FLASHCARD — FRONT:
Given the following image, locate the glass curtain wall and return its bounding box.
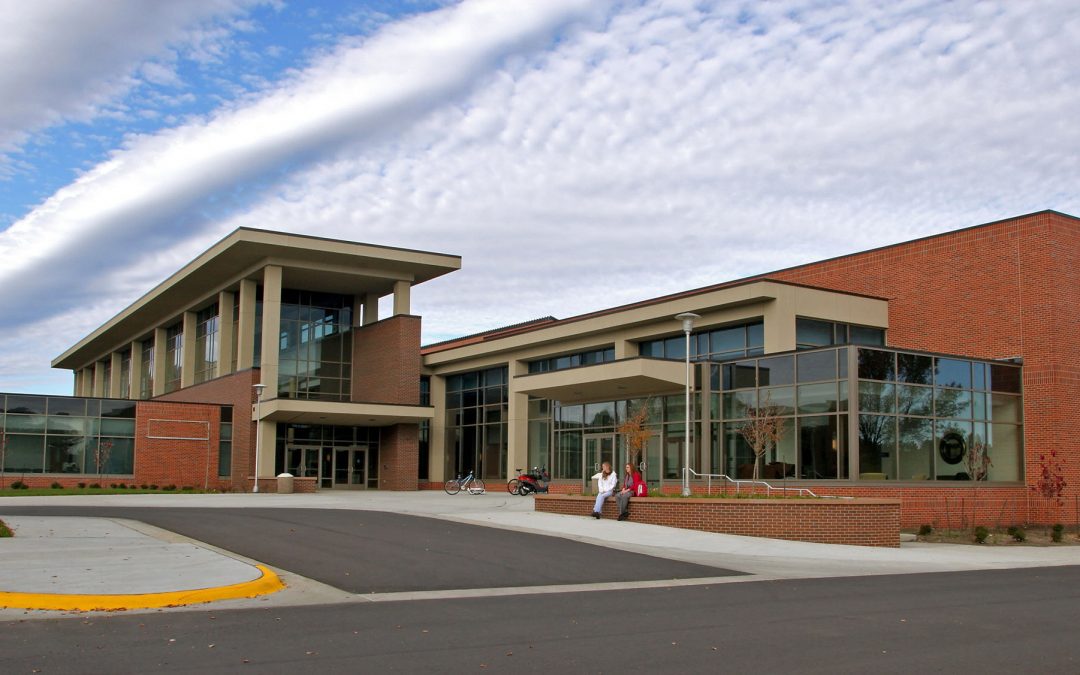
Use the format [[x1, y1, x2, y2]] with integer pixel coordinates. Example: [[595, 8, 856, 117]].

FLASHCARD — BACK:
[[444, 367, 508, 480], [277, 290, 353, 401], [1, 395, 136, 475], [119, 350, 131, 399], [139, 339, 154, 399], [194, 304, 220, 384], [164, 323, 183, 393], [639, 320, 764, 361]]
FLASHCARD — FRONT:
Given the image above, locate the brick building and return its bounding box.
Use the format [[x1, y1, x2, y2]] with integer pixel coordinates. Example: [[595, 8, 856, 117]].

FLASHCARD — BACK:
[[3, 210, 1075, 525]]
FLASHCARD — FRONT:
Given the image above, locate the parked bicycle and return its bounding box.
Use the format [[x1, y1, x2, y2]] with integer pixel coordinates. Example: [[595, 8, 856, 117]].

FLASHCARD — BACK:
[[444, 470, 485, 495]]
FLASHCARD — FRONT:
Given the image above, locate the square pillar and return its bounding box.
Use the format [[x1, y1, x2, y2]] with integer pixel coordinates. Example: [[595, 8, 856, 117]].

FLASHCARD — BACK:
[[379, 424, 419, 490], [181, 310, 197, 389], [237, 279, 257, 370], [362, 293, 379, 326], [152, 327, 167, 397], [217, 291, 236, 377], [255, 419, 277, 481], [92, 362, 105, 397], [506, 360, 528, 481], [109, 352, 123, 398], [392, 280, 411, 316], [428, 375, 447, 482], [258, 266, 282, 399]]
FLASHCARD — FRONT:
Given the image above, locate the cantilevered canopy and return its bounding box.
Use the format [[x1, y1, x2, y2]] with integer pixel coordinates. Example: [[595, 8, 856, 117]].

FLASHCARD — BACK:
[[513, 358, 686, 405]]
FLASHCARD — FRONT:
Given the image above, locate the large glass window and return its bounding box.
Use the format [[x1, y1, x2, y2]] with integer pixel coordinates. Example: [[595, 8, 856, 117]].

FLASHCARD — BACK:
[[1, 395, 137, 474], [638, 319, 764, 362], [118, 349, 131, 399], [165, 323, 183, 393], [445, 367, 508, 480], [194, 304, 220, 384], [528, 347, 615, 373], [797, 318, 885, 350], [140, 339, 154, 399], [277, 290, 353, 401]]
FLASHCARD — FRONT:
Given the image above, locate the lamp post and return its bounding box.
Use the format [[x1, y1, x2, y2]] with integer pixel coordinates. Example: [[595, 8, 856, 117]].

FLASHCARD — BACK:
[[252, 383, 266, 493], [674, 312, 700, 497]]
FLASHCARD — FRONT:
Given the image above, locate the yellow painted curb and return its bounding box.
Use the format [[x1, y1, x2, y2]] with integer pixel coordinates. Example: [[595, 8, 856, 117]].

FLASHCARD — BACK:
[[0, 564, 285, 612]]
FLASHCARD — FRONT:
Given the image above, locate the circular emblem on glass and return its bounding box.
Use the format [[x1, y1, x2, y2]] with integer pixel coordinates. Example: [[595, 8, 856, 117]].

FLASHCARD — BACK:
[[939, 432, 966, 465]]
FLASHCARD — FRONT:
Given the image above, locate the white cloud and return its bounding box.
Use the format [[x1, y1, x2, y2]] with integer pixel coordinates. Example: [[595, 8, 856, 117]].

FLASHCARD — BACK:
[[1, 0, 1079, 392], [0, 0, 265, 156]]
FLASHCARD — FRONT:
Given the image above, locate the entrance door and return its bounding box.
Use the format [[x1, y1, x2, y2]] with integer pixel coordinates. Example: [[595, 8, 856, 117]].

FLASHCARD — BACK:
[[584, 434, 616, 489], [332, 448, 367, 489]]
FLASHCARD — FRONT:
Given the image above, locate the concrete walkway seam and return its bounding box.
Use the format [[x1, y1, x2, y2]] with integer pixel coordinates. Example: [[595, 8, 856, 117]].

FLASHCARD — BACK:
[[0, 564, 285, 612]]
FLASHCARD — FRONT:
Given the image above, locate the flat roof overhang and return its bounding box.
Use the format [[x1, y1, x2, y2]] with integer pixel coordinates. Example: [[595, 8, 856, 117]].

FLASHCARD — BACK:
[[54, 228, 460, 370], [257, 398, 434, 427], [513, 358, 686, 404]]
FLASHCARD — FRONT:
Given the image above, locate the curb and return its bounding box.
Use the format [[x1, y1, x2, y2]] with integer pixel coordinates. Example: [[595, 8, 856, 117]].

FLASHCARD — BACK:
[[0, 564, 285, 612]]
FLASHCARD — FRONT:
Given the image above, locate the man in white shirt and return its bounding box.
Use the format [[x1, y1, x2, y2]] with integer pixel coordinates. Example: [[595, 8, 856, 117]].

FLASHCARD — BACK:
[[591, 461, 618, 518]]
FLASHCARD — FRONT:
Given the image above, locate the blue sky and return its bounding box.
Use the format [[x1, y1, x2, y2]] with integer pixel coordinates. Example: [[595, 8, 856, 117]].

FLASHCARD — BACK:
[[1, 0, 1078, 394]]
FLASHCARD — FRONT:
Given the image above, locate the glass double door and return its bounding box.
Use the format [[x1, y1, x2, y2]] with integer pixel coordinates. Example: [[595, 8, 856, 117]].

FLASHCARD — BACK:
[[584, 434, 649, 489], [288, 445, 367, 489]]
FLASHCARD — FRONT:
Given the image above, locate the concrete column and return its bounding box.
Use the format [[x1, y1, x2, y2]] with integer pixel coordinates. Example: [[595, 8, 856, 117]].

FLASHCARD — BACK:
[[109, 352, 123, 398], [258, 266, 282, 399], [392, 280, 411, 316], [217, 291, 235, 377], [152, 327, 167, 397], [255, 419, 277, 482], [428, 375, 446, 482], [506, 360, 529, 481], [614, 338, 635, 359], [351, 294, 365, 328], [128, 340, 142, 400], [181, 311, 197, 388], [236, 279, 257, 370], [762, 289, 796, 354], [92, 362, 105, 397], [362, 293, 379, 326], [699, 361, 712, 474]]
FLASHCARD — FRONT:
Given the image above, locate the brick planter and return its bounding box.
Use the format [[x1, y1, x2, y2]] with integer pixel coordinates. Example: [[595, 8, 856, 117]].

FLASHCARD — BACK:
[[535, 494, 901, 547]]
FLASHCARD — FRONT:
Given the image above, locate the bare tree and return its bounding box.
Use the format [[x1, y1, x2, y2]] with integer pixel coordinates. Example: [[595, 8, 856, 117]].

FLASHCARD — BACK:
[[94, 440, 113, 483], [964, 436, 992, 527], [738, 393, 787, 480], [617, 400, 654, 468]]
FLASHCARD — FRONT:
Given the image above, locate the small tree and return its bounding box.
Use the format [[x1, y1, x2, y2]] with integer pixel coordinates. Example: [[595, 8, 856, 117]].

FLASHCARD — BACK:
[[94, 440, 114, 483], [617, 400, 654, 468], [1032, 448, 1067, 524], [738, 394, 787, 480]]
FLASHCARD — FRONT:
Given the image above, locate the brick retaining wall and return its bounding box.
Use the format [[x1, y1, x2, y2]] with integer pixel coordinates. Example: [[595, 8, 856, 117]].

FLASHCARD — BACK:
[[535, 494, 901, 547]]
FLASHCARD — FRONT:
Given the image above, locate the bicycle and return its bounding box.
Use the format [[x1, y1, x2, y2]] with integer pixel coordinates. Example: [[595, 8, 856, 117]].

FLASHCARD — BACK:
[[444, 470, 485, 495]]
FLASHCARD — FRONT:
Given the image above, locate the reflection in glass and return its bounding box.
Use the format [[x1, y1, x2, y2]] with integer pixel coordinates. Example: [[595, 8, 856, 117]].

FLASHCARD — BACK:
[[797, 382, 837, 415], [935, 388, 972, 419], [800, 415, 842, 479], [991, 393, 1022, 423], [936, 421, 973, 479], [935, 358, 971, 389], [897, 417, 933, 480], [5, 434, 44, 472], [989, 364, 1021, 393], [858, 414, 896, 479], [858, 349, 895, 381], [988, 423, 1022, 481], [858, 382, 895, 414], [797, 350, 836, 382], [895, 384, 932, 416], [758, 356, 794, 386], [897, 353, 933, 384], [760, 387, 794, 416], [723, 361, 756, 390]]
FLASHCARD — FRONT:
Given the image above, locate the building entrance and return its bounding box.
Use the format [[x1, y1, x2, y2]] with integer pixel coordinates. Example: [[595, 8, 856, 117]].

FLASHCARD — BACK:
[[286, 444, 368, 489], [583, 433, 650, 492]]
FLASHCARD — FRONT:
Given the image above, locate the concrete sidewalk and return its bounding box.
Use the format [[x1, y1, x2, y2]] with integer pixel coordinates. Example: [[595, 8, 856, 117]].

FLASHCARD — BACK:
[[0, 515, 283, 612], [2, 491, 1079, 612]]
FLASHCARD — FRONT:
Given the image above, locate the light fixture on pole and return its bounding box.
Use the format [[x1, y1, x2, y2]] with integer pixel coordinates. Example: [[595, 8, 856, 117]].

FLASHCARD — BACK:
[[674, 312, 700, 497], [252, 383, 266, 493]]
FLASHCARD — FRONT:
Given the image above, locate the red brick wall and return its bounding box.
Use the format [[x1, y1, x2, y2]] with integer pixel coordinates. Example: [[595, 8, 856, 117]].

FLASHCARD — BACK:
[[767, 211, 1080, 522], [535, 494, 901, 547], [352, 316, 421, 404], [379, 423, 419, 490], [154, 369, 259, 490], [134, 401, 221, 489]]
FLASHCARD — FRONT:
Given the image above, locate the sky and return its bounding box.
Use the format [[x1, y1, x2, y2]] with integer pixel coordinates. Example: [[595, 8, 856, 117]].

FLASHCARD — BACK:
[[0, 0, 1078, 395]]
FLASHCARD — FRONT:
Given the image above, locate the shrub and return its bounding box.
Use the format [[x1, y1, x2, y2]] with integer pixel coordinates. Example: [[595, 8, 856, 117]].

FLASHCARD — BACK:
[[149, 484, 159, 490], [1007, 526, 1026, 542], [974, 526, 990, 544], [117, 483, 127, 489], [89, 483, 101, 489], [163, 484, 177, 491], [140, 484, 149, 490], [10, 480, 27, 490], [918, 524, 933, 536], [181, 486, 194, 491], [109, 483, 117, 489], [78, 482, 87, 489], [51, 482, 63, 489], [1052, 523, 1064, 543]]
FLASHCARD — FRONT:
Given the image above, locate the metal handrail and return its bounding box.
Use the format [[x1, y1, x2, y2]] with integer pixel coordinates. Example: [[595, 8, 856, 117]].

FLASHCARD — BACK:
[[686, 469, 852, 499]]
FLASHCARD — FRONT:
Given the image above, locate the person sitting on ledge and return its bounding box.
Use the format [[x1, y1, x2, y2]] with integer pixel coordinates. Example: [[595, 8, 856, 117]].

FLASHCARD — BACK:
[[591, 461, 618, 519], [615, 462, 644, 521]]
